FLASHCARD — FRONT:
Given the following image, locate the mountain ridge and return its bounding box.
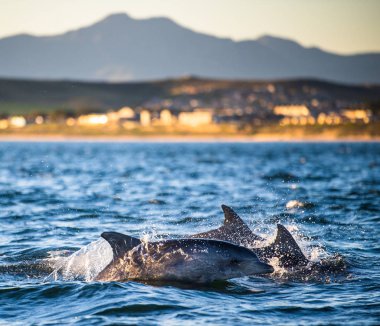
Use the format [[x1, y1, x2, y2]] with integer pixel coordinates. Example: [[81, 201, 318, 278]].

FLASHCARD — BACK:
[[0, 13, 379, 84]]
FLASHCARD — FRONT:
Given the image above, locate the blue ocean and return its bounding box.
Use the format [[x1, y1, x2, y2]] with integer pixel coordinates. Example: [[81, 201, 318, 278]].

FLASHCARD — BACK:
[[0, 142, 379, 325]]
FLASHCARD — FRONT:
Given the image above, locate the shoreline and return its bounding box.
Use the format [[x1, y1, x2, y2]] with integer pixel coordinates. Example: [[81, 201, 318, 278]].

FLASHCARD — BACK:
[[0, 134, 379, 142]]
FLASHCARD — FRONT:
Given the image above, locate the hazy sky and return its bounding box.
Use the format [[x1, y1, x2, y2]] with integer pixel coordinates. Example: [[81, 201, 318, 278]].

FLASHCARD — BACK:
[[1, 0, 379, 54]]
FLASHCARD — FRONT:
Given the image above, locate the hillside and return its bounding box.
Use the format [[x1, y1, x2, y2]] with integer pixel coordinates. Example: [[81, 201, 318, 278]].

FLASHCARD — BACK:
[[0, 77, 379, 115]]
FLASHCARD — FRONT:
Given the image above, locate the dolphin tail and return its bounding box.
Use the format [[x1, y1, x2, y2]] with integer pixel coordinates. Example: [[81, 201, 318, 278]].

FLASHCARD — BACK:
[[260, 224, 309, 267], [101, 232, 141, 260]]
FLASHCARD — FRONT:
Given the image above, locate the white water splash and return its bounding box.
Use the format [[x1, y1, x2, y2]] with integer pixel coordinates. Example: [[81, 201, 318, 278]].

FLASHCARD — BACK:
[[286, 200, 304, 209], [286, 225, 330, 263], [309, 245, 329, 262], [268, 256, 287, 277], [46, 238, 113, 282]]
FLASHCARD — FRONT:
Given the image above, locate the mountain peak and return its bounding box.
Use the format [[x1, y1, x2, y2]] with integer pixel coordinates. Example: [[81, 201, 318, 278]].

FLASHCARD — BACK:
[[84, 12, 182, 35], [257, 35, 302, 49], [101, 12, 132, 22], [92, 12, 133, 27]]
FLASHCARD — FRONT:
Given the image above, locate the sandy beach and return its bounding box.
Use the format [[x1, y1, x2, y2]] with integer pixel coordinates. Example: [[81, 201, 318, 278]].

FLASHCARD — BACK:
[[0, 133, 379, 142]]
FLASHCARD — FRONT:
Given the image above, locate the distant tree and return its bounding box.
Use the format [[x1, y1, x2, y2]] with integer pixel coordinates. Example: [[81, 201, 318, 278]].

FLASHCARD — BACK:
[[25, 111, 45, 121], [48, 109, 70, 123], [367, 101, 380, 118], [76, 107, 105, 115]]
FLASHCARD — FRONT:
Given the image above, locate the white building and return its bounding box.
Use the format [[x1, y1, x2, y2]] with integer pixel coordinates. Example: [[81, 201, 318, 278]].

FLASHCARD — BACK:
[[178, 109, 213, 127]]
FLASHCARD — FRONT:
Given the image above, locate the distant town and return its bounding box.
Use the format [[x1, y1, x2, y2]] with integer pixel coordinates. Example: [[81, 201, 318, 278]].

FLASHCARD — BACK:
[[0, 77, 379, 138], [0, 104, 374, 131]]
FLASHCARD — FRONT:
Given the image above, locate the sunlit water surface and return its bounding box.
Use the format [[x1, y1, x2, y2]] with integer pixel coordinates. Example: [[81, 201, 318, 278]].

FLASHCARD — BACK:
[[0, 142, 379, 325]]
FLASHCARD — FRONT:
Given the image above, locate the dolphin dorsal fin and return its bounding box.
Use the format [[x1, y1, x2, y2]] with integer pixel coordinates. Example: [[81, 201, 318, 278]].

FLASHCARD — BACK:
[[221, 205, 248, 228], [101, 232, 141, 259], [272, 224, 308, 266], [190, 205, 263, 244]]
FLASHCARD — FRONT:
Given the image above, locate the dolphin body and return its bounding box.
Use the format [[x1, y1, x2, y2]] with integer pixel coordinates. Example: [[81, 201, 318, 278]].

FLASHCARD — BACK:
[[96, 233, 274, 283], [190, 205, 309, 268]]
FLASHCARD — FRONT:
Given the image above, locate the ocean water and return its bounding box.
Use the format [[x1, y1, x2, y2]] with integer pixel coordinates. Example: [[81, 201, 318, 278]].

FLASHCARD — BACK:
[[0, 141, 379, 325]]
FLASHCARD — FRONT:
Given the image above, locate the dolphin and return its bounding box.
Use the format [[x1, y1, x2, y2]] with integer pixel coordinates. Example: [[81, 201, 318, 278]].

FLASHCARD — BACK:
[[190, 205, 309, 268], [96, 232, 274, 283]]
